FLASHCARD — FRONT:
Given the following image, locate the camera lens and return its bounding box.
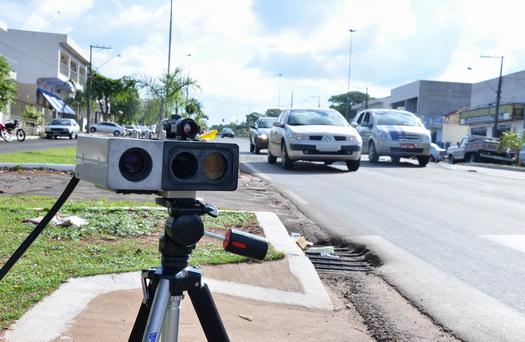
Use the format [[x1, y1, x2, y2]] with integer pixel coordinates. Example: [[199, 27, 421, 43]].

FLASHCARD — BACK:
[[119, 148, 152, 182], [171, 152, 198, 179], [202, 152, 227, 181]]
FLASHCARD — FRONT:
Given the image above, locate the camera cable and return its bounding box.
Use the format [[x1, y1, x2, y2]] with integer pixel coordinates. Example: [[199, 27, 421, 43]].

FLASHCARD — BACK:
[[0, 176, 80, 282]]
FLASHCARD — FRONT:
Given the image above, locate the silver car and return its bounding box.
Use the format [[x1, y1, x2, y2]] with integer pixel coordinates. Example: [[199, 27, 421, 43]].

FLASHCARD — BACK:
[[352, 109, 431, 166], [89, 121, 126, 136], [267, 108, 362, 171]]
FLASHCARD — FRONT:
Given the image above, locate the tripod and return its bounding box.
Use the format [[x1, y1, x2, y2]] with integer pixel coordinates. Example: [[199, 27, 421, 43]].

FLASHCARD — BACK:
[[129, 196, 229, 342]]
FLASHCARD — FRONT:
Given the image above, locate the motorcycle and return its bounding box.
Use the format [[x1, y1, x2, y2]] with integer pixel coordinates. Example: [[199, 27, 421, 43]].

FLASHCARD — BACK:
[[0, 119, 26, 142]]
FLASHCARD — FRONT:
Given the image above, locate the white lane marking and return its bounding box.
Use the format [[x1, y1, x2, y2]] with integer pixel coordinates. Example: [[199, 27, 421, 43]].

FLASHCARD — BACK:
[[352, 235, 525, 342], [241, 162, 272, 181], [481, 235, 525, 254], [285, 190, 308, 205]]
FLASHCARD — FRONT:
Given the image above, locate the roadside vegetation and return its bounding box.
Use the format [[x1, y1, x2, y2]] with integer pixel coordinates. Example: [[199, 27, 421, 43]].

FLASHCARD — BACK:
[[0, 147, 76, 165], [0, 195, 282, 329]]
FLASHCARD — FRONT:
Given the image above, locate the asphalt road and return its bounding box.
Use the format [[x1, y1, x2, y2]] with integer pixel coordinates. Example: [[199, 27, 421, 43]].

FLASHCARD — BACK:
[[235, 137, 525, 341], [0, 137, 76, 154]]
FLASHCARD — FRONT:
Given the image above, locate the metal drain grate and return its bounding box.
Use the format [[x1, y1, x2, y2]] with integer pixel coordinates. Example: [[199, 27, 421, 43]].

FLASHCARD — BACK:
[[306, 246, 378, 273]]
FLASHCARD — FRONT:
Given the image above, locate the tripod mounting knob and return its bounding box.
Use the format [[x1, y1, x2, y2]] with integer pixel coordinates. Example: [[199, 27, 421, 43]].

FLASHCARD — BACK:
[[165, 214, 204, 247]]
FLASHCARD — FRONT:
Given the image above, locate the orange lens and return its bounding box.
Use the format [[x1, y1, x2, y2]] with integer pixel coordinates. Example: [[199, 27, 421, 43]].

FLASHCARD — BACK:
[[202, 153, 227, 181]]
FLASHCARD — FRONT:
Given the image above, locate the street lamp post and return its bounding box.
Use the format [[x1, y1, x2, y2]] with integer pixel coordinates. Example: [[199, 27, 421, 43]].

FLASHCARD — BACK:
[[345, 28, 357, 120], [86, 44, 111, 133], [481, 54, 504, 137], [185, 53, 192, 105]]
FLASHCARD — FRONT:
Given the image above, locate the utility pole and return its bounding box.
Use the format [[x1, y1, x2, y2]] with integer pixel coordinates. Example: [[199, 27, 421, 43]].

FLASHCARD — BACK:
[[345, 29, 357, 120], [277, 73, 282, 108], [185, 53, 191, 106], [365, 87, 368, 109], [481, 54, 504, 137], [86, 44, 111, 133], [160, 0, 174, 126]]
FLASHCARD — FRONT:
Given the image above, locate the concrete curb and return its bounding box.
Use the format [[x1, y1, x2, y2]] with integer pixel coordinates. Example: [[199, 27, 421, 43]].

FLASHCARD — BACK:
[[436, 160, 525, 173], [4, 211, 332, 342], [0, 163, 74, 172]]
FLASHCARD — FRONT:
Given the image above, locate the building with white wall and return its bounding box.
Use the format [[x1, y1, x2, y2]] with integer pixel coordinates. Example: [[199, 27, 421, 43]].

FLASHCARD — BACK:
[[0, 27, 86, 119]]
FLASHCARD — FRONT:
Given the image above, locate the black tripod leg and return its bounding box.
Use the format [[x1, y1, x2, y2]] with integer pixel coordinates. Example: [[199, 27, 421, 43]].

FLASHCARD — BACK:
[[189, 284, 230, 342], [129, 278, 158, 342]]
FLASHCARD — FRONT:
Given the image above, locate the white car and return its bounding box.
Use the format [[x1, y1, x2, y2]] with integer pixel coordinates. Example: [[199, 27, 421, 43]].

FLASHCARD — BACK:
[[45, 118, 80, 139], [89, 121, 126, 136], [267, 108, 362, 171], [125, 125, 142, 137]]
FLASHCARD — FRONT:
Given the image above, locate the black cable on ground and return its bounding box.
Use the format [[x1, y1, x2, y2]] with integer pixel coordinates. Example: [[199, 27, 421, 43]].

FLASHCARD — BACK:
[[0, 176, 79, 282]]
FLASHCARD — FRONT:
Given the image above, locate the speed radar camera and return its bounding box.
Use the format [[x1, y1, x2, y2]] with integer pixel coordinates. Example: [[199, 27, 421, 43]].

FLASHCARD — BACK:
[[75, 126, 239, 193]]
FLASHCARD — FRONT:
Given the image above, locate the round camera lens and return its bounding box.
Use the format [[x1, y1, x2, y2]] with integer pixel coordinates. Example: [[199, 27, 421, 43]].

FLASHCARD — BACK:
[[172, 152, 198, 179], [119, 148, 152, 182], [202, 152, 227, 181]]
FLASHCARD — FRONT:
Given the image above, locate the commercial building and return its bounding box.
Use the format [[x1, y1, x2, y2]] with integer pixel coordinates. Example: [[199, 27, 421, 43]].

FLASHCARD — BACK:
[[0, 27, 86, 123], [390, 80, 472, 143]]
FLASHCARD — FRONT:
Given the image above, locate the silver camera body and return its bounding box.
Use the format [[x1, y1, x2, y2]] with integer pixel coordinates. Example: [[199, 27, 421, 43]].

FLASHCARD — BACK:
[[75, 135, 239, 194]]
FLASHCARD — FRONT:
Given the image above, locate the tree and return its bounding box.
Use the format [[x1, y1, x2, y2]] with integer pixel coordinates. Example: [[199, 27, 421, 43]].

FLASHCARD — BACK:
[[265, 108, 281, 117], [91, 72, 142, 123], [0, 55, 18, 112], [140, 68, 198, 122], [184, 97, 208, 130], [499, 131, 525, 165], [328, 91, 371, 119], [245, 112, 262, 127]]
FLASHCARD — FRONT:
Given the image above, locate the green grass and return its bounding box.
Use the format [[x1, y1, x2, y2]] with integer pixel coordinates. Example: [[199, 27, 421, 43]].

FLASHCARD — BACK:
[[0, 195, 283, 329], [0, 147, 76, 164]]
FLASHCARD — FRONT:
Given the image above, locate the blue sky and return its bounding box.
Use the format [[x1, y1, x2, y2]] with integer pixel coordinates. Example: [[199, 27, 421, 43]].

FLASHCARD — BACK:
[[1, 0, 525, 125]]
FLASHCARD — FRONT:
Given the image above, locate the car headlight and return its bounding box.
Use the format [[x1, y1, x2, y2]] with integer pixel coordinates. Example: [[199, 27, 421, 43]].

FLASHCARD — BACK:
[[258, 133, 268, 140], [287, 132, 306, 141], [379, 131, 389, 139]]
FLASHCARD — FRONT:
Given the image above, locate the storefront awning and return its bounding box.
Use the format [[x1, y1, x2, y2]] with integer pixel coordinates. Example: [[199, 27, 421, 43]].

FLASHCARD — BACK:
[[37, 88, 76, 115]]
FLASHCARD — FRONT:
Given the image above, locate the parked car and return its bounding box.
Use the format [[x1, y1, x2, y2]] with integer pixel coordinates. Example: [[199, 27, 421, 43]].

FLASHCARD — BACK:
[[430, 143, 446, 162], [125, 125, 142, 137], [44, 118, 80, 139], [89, 122, 126, 136], [139, 125, 154, 139], [267, 108, 362, 171], [446, 135, 513, 164], [351, 109, 431, 167], [249, 117, 277, 153], [221, 128, 235, 138], [520, 144, 525, 166]]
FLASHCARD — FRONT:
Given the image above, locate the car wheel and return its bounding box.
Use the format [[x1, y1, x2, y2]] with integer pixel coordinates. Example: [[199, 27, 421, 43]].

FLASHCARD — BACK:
[[368, 141, 379, 163], [90, 127, 96, 133], [267, 149, 277, 164], [346, 159, 360, 172], [448, 154, 455, 164], [467, 153, 478, 163], [46, 134, 51, 139], [250, 142, 255, 153], [281, 142, 294, 169], [75, 133, 78, 139], [391, 156, 400, 164], [69, 133, 73, 140], [417, 156, 430, 167], [254, 140, 261, 154], [429, 155, 435, 163], [113, 131, 121, 136]]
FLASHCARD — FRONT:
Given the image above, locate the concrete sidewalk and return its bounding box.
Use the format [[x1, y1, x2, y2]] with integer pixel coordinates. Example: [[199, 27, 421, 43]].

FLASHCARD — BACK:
[[2, 212, 371, 342]]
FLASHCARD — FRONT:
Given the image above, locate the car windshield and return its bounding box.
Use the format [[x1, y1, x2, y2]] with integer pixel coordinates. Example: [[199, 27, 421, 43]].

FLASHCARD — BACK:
[[223, 128, 233, 132], [287, 110, 346, 126], [50, 119, 72, 126], [258, 119, 276, 128], [375, 111, 421, 126]]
